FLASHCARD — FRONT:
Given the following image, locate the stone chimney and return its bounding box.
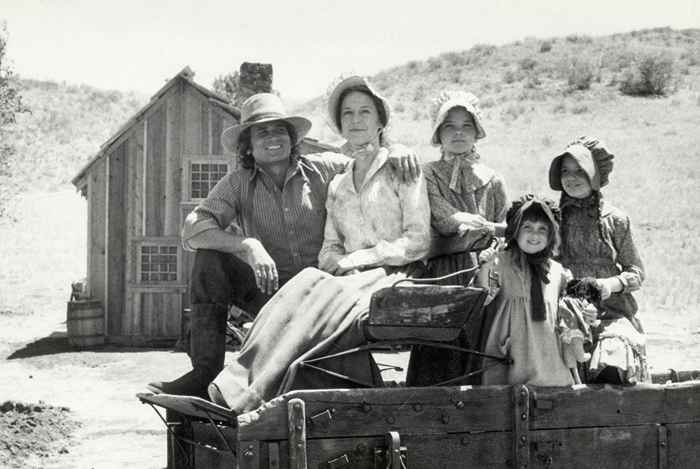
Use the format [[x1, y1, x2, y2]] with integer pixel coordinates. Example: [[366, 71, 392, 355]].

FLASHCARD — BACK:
[[237, 62, 273, 104]]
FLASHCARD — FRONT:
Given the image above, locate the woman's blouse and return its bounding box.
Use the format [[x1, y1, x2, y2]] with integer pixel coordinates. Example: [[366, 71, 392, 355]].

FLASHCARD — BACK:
[[424, 159, 508, 235], [318, 147, 431, 271], [560, 199, 644, 317]]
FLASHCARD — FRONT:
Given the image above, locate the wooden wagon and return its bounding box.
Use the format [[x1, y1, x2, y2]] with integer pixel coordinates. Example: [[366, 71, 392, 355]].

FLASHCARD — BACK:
[[138, 278, 700, 468], [139, 373, 700, 469]]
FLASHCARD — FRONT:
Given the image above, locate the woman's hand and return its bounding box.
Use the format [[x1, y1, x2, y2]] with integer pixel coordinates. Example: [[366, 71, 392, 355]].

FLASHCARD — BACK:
[[241, 239, 279, 295], [325, 256, 358, 276], [386, 144, 420, 182]]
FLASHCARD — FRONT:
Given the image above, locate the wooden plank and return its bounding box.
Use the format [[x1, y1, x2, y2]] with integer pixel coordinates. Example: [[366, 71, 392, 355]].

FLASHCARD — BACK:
[[528, 425, 658, 469], [202, 101, 210, 155], [164, 87, 182, 236], [211, 108, 223, 155], [107, 141, 128, 336], [89, 158, 107, 308], [146, 105, 166, 237], [287, 398, 307, 469], [142, 118, 148, 236], [237, 386, 512, 441], [86, 176, 93, 297], [668, 423, 700, 468], [183, 86, 204, 156], [529, 382, 700, 430], [302, 433, 509, 469]]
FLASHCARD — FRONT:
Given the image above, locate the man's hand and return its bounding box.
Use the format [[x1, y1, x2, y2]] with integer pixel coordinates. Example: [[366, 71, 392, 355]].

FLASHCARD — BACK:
[[241, 239, 279, 295], [387, 143, 420, 182]]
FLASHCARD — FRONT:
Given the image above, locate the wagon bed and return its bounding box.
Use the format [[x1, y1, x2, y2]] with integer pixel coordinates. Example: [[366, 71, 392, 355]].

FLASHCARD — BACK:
[[139, 373, 700, 469]]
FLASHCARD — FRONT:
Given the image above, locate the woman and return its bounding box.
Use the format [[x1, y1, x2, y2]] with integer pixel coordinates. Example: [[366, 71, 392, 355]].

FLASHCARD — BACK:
[[208, 76, 431, 412], [407, 90, 508, 386]]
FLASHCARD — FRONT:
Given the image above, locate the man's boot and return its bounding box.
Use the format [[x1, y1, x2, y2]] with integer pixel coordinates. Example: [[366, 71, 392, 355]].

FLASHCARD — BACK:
[[147, 304, 227, 398]]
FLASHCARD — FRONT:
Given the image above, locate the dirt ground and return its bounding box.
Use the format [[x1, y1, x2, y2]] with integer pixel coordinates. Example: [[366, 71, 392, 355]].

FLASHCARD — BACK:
[[1, 190, 699, 469]]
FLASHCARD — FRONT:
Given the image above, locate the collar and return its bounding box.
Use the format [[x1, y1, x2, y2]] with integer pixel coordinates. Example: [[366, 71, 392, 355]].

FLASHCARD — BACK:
[[343, 147, 390, 193], [431, 155, 496, 193]]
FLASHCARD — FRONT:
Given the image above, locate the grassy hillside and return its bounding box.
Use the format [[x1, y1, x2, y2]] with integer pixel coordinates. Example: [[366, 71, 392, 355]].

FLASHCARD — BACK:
[[296, 27, 700, 338], [0, 79, 146, 208]]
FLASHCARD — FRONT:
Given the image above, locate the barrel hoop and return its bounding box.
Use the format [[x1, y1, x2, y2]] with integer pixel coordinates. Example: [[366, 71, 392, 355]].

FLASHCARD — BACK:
[[66, 314, 104, 322]]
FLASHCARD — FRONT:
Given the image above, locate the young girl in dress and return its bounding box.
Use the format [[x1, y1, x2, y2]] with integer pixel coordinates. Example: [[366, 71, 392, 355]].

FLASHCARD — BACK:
[[479, 194, 576, 386], [549, 136, 648, 384]]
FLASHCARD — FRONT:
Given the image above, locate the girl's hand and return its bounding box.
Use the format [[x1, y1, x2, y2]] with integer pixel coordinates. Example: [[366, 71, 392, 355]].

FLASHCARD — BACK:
[[454, 212, 489, 231], [581, 303, 600, 326], [242, 239, 279, 295]]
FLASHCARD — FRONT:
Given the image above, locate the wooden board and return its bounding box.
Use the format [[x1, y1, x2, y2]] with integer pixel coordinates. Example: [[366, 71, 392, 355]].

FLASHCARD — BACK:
[[107, 141, 128, 336], [237, 386, 513, 441], [145, 105, 166, 237], [88, 158, 107, 306]]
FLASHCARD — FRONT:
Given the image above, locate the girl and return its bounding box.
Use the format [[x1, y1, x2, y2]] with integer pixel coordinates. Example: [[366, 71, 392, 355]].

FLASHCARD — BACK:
[[406, 90, 508, 386], [479, 195, 575, 386], [549, 136, 648, 384]]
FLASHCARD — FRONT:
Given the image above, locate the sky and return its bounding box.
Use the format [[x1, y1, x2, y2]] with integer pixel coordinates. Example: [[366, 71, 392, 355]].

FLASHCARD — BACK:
[[2, 0, 699, 102]]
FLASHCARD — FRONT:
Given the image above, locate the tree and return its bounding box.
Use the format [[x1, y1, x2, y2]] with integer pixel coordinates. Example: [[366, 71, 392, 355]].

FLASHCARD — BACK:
[[0, 21, 29, 218], [212, 71, 241, 106]]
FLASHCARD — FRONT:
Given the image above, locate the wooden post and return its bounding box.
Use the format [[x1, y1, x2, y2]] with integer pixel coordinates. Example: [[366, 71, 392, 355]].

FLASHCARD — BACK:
[[288, 398, 308, 469], [513, 385, 530, 469]]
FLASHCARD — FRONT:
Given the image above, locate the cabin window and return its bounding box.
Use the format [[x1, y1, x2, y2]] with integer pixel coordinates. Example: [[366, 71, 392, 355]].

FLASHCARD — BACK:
[[139, 245, 178, 282], [190, 162, 229, 199]]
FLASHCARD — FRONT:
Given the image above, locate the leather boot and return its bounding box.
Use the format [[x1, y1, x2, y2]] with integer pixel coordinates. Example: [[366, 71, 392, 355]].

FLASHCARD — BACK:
[[148, 304, 227, 398]]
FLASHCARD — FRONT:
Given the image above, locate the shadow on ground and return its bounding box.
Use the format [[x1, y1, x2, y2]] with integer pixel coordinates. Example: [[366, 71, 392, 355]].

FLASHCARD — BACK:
[[6, 331, 180, 360]]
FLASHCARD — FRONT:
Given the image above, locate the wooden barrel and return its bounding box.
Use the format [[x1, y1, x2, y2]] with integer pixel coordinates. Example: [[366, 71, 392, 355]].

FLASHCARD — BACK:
[[66, 300, 105, 347]]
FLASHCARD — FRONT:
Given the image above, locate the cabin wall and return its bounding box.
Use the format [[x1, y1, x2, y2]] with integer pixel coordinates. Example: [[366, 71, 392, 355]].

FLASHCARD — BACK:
[[84, 79, 247, 345]]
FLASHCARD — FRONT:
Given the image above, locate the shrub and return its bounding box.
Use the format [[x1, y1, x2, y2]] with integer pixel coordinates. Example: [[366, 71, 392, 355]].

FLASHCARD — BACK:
[[619, 49, 675, 96], [480, 97, 496, 108], [394, 102, 405, 113], [518, 57, 538, 71], [539, 41, 553, 53], [502, 69, 518, 84], [551, 102, 567, 114], [566, 34, 593, 44], [571, 104, 589, 114], [565, 56, 596, 91]]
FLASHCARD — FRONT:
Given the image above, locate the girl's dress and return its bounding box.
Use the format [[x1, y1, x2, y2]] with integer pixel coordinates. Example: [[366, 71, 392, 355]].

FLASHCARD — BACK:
[[406, 155, 507, 385], [559, 196, 648, 383], [481, 250, 574, 386]]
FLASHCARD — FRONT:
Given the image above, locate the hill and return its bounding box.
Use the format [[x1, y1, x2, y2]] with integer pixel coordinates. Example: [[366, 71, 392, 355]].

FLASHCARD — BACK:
[[0, 79, 146, 210], [295, 27, 700, 331]]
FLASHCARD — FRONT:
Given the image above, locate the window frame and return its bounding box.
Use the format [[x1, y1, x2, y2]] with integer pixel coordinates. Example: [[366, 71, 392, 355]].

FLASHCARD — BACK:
[[183, 156, 233, 202]]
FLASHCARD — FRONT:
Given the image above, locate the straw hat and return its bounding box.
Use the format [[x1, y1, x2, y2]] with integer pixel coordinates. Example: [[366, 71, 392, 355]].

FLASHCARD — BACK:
[[221, 93, 311, 153]]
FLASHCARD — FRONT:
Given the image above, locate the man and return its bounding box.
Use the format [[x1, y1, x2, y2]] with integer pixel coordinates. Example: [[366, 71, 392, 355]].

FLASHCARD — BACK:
[[148, 92, 419, 397]]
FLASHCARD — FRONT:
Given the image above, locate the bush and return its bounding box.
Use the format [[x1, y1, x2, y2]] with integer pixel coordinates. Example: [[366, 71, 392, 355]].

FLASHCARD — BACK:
[[619, 49, 675, 96], [566, 34, 593, 44], [571, 104, 589, 114], [518, 57, 538, 71], [539, 41, 553, 53], [565, 56, 596, 91]]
